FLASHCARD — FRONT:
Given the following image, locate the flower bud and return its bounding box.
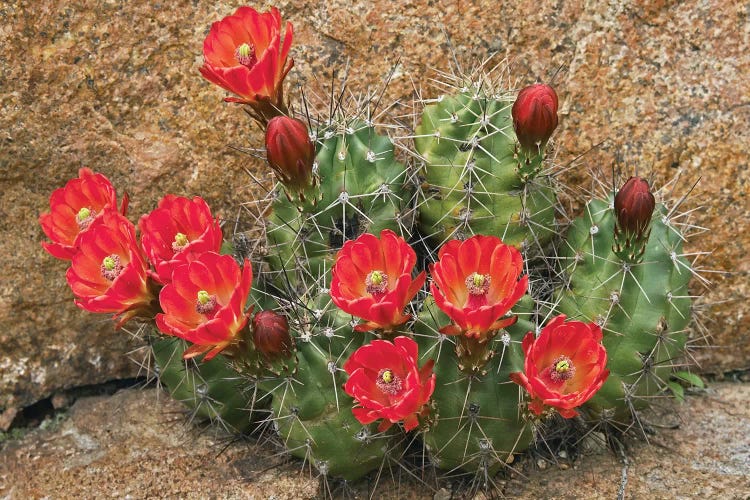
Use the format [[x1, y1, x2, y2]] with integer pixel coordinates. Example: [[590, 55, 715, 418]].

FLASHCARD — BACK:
[[265, 116, 315, 195], [512, 83, 559, 154], [614, 176, 656, 236], [252, 310, 293, 359]]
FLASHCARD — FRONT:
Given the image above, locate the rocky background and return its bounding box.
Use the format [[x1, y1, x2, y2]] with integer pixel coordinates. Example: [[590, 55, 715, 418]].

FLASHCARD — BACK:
[[1, 0, 748, 427]]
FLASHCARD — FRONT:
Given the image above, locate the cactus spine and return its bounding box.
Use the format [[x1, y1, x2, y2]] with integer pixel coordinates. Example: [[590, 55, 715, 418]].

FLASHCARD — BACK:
[[256, 115, 412, 479], [413, 80, 556, 254], [414, 295, 539, 475], [152, 336, 268, 433], [264, 118, 413, 287], [554, 190, 694, 421]]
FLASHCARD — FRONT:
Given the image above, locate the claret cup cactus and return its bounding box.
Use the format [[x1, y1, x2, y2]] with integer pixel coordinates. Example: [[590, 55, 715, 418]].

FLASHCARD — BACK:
[[39, 3, 709, 491]]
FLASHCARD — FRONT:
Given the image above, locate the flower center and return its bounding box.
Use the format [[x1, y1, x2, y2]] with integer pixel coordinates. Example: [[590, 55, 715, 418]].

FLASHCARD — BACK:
[[365, 270, 389, 295], [549, 355, 575, 383], [100, 254, 123, 281], [76, 207, 96, 230], [375, 368, 403, 396], [234, 42, 257, 68], [195, 290, 217, 315], [172, 232, 189, 252], [465, 273, 491, 295]]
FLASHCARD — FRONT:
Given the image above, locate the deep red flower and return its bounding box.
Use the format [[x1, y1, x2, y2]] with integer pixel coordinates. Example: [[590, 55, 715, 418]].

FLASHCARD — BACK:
[[430, 235, 528, 339], [510, 315, 609, 418], [252, 310, 293, 359], [265, 115, 316, 194], [155, 252, 253, 360], [39, 168, 128, 260], [614, 176, 656, 237], [512, 83, 559, 153], [343, 336, 435, 432], [199, 6, 294, 123], [65, 211, 155, 326], [139, 195, 223, 285], [330, 230, 426, 332]]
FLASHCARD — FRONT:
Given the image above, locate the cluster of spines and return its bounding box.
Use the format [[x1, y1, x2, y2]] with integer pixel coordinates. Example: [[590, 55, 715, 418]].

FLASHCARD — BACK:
[[552, 175, 707, 428]]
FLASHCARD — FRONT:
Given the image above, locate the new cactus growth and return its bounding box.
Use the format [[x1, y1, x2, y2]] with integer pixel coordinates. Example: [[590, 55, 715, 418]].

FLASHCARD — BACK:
[[264, 118, 414, 287], [414, 295, 536, 475], [151, 336, 268, 433], [554, 178, 694, 421], [413, 77, 557, 254]]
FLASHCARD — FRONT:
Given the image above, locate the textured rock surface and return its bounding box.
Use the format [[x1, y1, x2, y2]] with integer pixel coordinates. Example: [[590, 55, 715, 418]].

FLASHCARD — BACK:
[[1, 0, 747, 414], [1, 383, 748, 498]]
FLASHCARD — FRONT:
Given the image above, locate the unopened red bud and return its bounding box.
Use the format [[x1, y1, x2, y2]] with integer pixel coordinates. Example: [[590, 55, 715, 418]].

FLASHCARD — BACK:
[[265, 116, 315, 193], [512, 83, 559, 154], [252, 310, 293, 359], [614, 176, 656, 236]]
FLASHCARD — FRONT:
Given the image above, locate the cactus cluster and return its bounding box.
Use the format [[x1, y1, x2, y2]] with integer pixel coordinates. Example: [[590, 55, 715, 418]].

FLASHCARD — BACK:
[[39, 4, 708, 490]]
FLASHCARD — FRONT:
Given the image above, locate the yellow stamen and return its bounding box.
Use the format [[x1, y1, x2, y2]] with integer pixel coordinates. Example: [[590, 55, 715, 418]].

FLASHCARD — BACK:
[[370, 271, 384, 286], [103, 256, 116, 271], [174, 232, 188, 247], [197, 290, 211, 305], [382, 370, 393, 383], [236, 43, 251, 58], [555, 360, 570, 373], [77, 207, 91, 221]]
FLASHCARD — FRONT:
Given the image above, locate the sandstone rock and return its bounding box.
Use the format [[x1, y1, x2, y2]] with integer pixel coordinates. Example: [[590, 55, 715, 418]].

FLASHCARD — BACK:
[[1, 0, 747, 414], [0, 383, 748, 497]]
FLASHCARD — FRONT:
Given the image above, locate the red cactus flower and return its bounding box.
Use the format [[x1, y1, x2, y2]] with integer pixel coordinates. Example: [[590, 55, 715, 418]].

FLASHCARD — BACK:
[[510, 315, 609, 418], [343, 336, 435, 432], [39, 168, 128, 260], [252, 310, 293, 359], [155, 252, 253, 360], [430, 235, 528, 339], [330, 230, 426, 332], [614, 176, 656, 237], [265, 115, 316, 194], [65, 211, 155, 326], [139, 195, 223, 285], [199, 6, 294, 123], [512, 83, 559, 154]]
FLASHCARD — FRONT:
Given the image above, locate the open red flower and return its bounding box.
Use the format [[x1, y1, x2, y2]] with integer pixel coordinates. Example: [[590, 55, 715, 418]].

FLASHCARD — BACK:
[[330, 230, 426, 332], [343, 336, 435, 432], [199, 6, 293, 123], [430, 235, 528, 339], [510, 315, 609, 418], [155, 252, 253, 360], [66, 211, 155, 326], [40, 167, 128, 260], [139, 195, 223, 285]]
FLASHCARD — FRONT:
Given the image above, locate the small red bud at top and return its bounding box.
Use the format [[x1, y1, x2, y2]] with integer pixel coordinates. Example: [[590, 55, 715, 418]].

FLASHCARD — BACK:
[[265, 116, 316, 194], [252, 310, 293, 359], [512, 83, 559, 154], [614, 176, 656, 236]]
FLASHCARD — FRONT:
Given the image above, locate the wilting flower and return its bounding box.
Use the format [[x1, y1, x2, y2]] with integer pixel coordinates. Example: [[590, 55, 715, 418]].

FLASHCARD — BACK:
[[343, 336, 435, 432], [614, 176, 656, 237], [252, 310, 293, 359], [430, 235, 528, 339], [330, 230, 426, 332], [40, 167, 127, 260], [199, 6, 294, 123], [512, 83, 559, 154], [139, 195, 223, 284], [66, 211, 155, 326], [265, 115, 316, 195], [155, 252, 253, 360], [510, 315, 609, 418]]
